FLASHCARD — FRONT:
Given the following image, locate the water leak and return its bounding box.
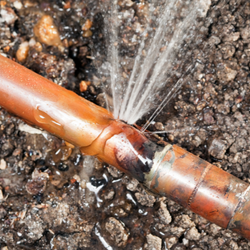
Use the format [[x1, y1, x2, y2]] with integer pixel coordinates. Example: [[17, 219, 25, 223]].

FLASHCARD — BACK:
[[97, 0, 211, 126], [34, 103, 65, 136]]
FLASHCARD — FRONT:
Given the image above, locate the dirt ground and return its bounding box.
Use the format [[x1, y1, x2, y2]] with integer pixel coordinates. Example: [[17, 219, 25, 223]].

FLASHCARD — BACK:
[[1, 0, 250, 249]]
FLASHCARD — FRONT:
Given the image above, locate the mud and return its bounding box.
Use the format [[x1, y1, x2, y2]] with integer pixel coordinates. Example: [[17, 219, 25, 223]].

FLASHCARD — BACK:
[[1, 0, 250, 249]]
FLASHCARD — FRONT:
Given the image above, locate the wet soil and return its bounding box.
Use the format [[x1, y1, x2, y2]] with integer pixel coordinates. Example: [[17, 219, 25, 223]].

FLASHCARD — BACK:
[[1, 0, 250, 249]]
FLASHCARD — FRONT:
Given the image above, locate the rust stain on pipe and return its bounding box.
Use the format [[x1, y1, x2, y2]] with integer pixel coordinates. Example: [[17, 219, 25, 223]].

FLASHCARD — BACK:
[[0, 54, 250, 240]]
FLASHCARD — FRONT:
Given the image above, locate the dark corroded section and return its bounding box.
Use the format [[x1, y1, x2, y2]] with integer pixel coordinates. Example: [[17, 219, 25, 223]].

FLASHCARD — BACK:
[[113, 126, 164, 183]]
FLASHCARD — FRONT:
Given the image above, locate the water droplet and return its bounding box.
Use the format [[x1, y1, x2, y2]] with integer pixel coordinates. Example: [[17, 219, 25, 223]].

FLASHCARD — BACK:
[[34, 104, 65, 137]]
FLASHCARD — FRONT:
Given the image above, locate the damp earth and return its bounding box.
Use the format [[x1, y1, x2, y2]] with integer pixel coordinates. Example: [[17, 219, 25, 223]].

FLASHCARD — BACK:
[[1, 0, 250, 249]]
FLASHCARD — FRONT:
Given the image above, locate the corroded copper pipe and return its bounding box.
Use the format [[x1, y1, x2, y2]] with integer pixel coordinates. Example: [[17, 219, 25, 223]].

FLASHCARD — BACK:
[[0, 54, 250, 240]]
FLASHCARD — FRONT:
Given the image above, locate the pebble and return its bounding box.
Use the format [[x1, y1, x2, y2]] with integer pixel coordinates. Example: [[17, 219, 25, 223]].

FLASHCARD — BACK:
[[241, 25, 250, 40], [0, 159, 7, 170], [72, 174, 80, 183], [20, 213, 45, 241], [1, 139, 14, 157], [79, 80, 91, 92], [157, 201, 172, 224], [144, 234, 162, 250], [26, 169, 49, 195], [16, 41, 29, 63], [13, 1, 23, 10], [175, 215, 195, 229], [0, 7, 17, 25], [220, 43, 235, 59], [126, 178, 139, 192], [208, 35, 221, 45], [154, 122, 164, 131], [185, 227, 201, 241], [96, 93, 107, 108], [33, 15, 62, 46], [165, 236, 178, 249], [105, 217, 129, 247], [0, 187, 3, 200], [103, 189, 115, 200], [82, 19, 92, 31], [107, 165, 123, 178], [217, 64, 238, 82], [82, 30, 92, 38], [209, 224, 221, 236], [208, 138, 227, 159], [229, 240, 239, 250], [135, 189, 156, 207]]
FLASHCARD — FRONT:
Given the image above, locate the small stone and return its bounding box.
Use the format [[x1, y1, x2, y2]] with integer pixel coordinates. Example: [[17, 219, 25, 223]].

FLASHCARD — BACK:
[[155, 122, 164, 131], [0, 187, 4, 200], [72, 174, 80, 183], [79, 81, 91, 92], [107, 165, 124, 178], [16, 41, 29, 63], [80, 180, 87, 189], [20, 213, 45, 241], [203, 110, 215, 125], [165, 236, 178, 249], [105, 217, 129, 247], [0, 159, 7, 170], [182, 238, 189, 246], [125, 0, 135, 7], [1, 139, 14, 157], [217, 64, 238, 82], [13, 1, 23, 10], [26, 169, 49, 195], [126, 178, 139, 192], [144, 234, 162, 250], [96, 93, 107, 108], [208, 35, 221, 45], [175, 215, 195, 229], [82, 30, 92, 37], [12, 148, 22, 156], [208, 138, 227, 159], [229, 240, 238, 250], [241, 25, 250, 40], [34, 15, 62, 46], [170, 227, 186, 237], [209, 224, 221, 236], [185, 227, 201, 240], [157, 201, 172, 224], [82, 19, 92, 31], [103, 189, 115, 200], [193, 136, 202, 147], [223, 32, 240, 42], [217, 103, 230, 115], [5, 123, 15, 135], [34, 42, 43, 52], [0, 7, 17, 25], [220, 43, 235, 59], [135, 190, 156, 207]]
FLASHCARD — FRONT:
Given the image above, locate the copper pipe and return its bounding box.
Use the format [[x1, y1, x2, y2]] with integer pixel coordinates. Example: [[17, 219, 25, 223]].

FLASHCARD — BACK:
[[0, 54, 250, 240]]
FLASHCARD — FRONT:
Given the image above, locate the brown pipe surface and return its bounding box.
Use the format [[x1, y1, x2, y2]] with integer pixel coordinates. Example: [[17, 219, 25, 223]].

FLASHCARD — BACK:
[[0, 54, 250, 240], [149, 144, 250, 237], [0, 54, 114, 148]]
